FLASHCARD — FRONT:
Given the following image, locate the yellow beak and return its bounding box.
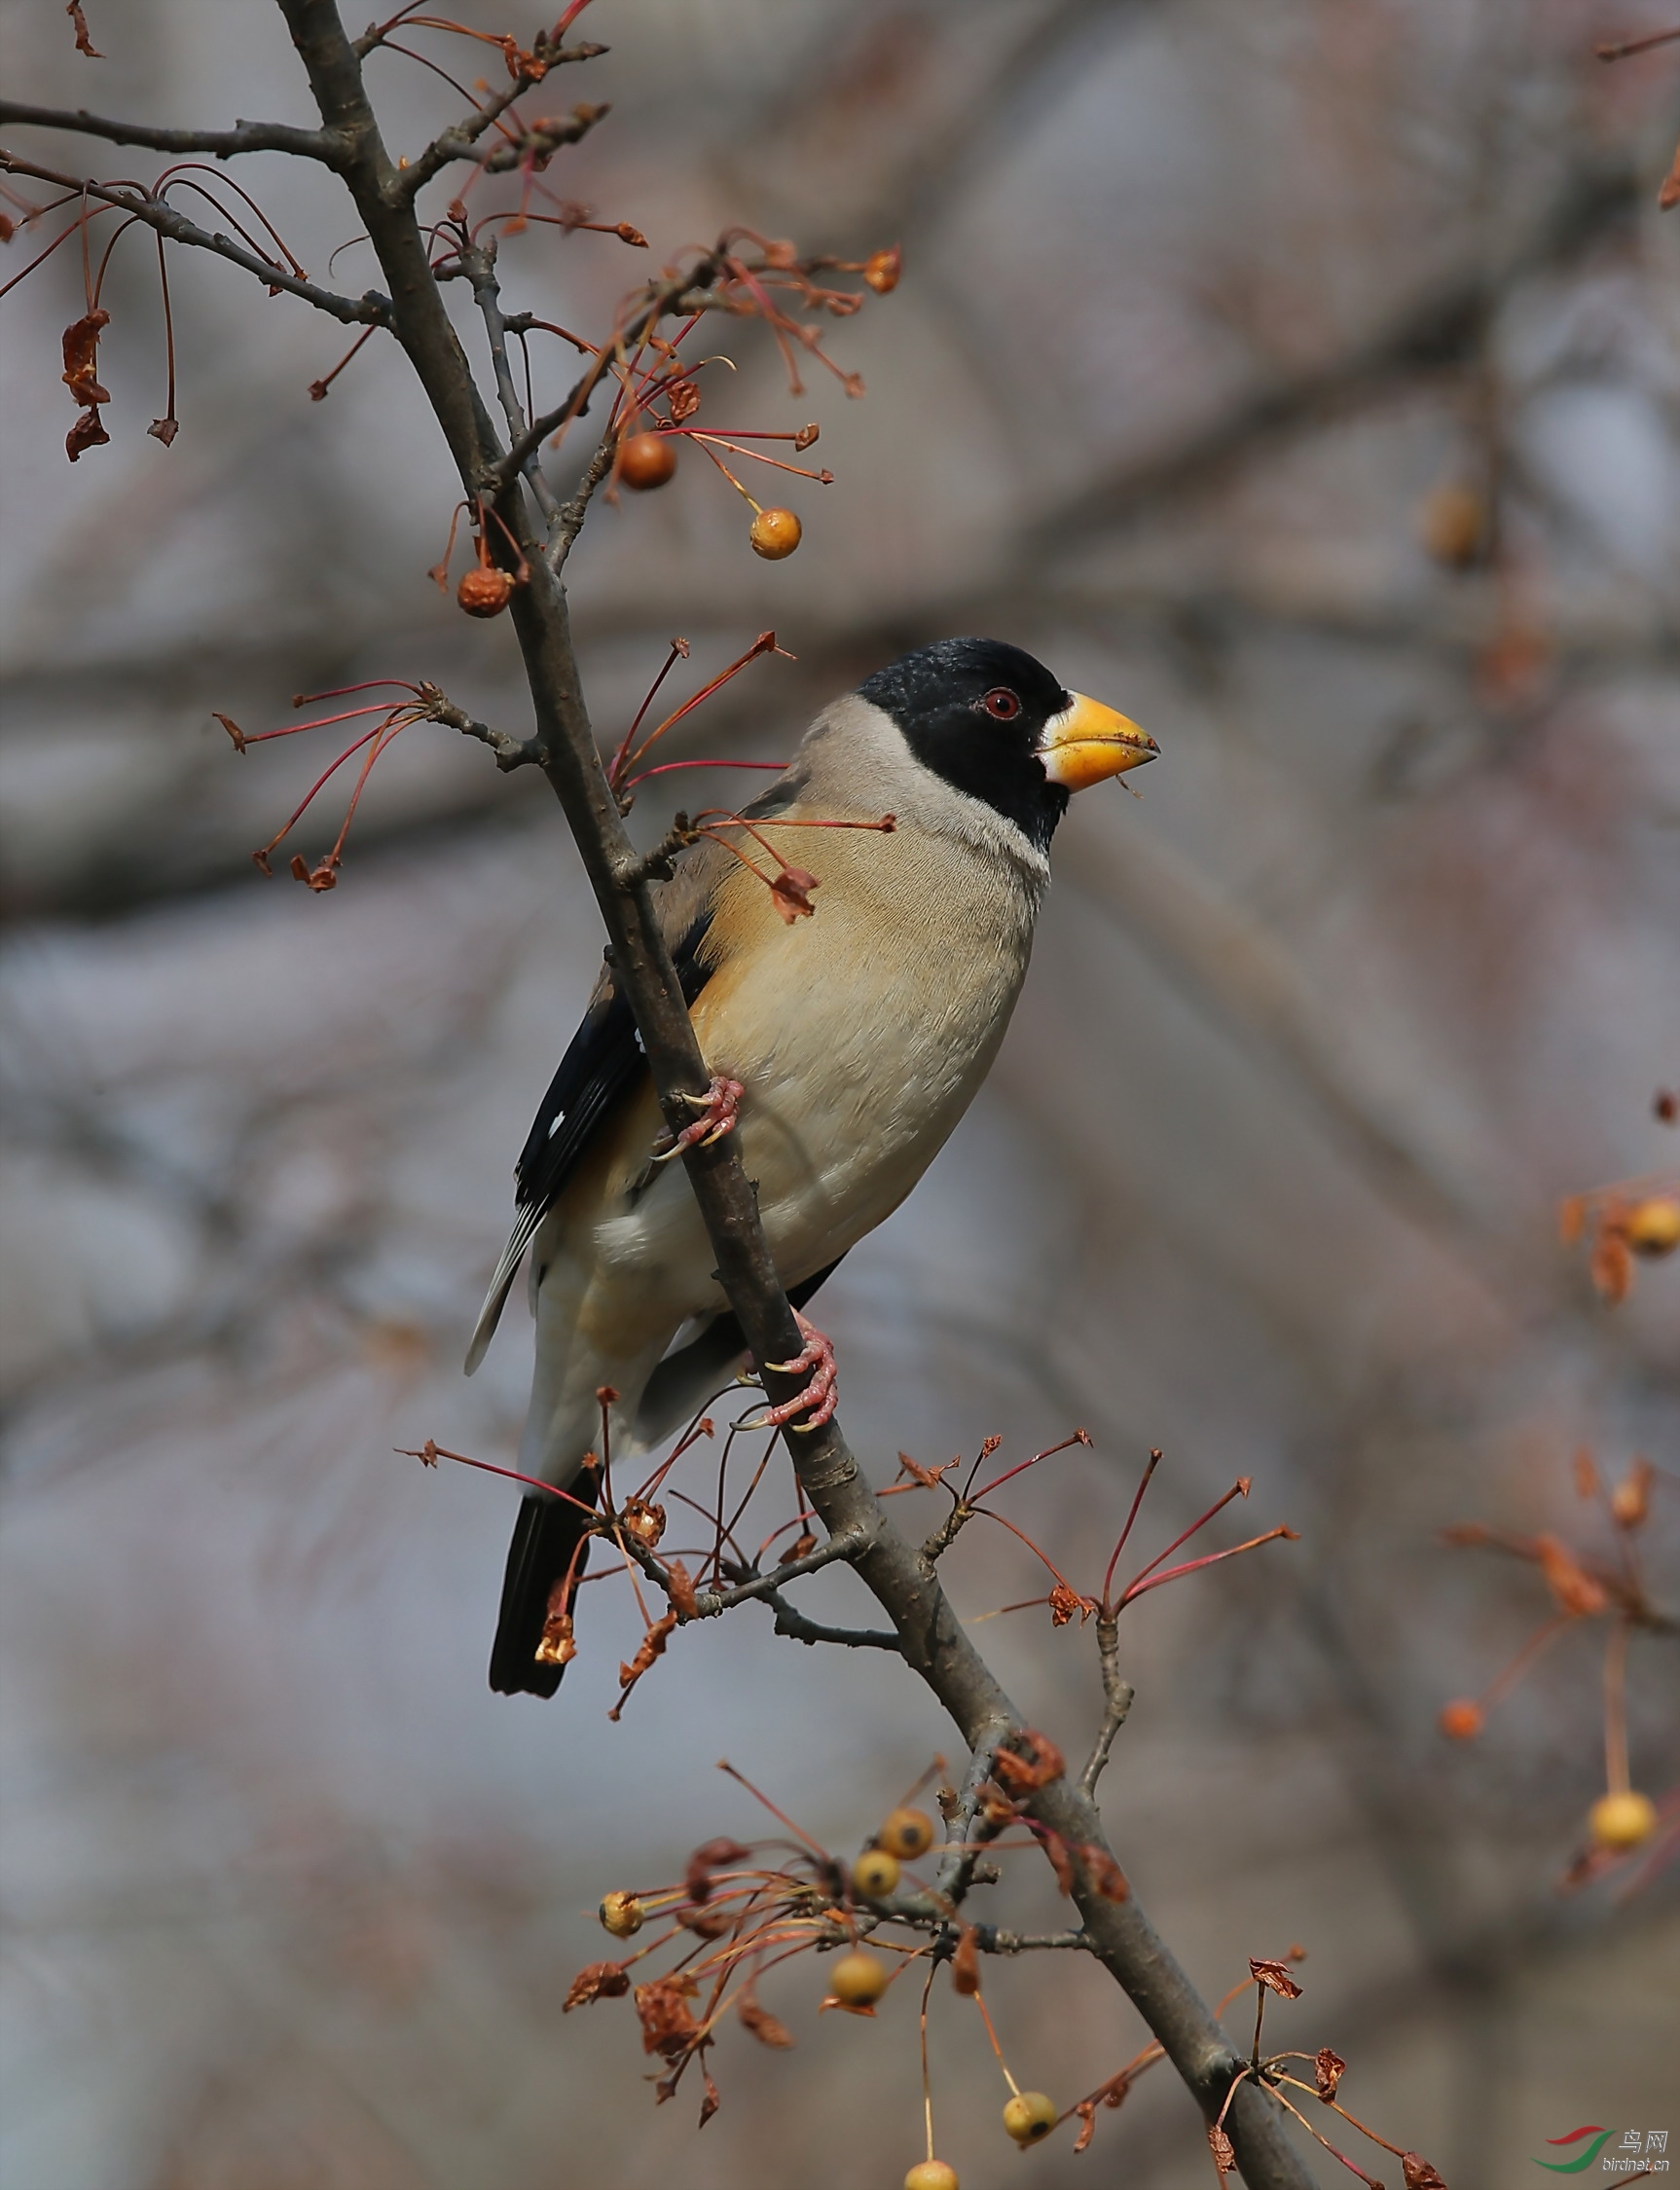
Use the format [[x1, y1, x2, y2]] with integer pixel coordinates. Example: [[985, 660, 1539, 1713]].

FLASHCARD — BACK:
[[1039, 692, 1158, 791]]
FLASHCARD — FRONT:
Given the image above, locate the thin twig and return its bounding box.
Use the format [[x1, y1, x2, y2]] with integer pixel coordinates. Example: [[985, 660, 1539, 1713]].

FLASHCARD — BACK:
[[0, 153, 389, 324], [1080, 1611, 1135, 1796]]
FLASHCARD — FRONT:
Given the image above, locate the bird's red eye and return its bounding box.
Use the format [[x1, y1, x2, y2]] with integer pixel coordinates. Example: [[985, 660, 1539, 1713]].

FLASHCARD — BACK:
[[983, 687, 1021, 720]]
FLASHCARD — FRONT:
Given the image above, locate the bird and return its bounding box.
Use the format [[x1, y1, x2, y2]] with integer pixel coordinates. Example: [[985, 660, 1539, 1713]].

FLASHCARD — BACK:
[[467, 636, 1156, 1696]]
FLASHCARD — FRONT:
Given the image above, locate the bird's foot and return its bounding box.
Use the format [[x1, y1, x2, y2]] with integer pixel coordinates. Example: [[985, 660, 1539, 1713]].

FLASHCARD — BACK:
[[652, 1075, 745, 1161], [749, 1311, 838, 1432]]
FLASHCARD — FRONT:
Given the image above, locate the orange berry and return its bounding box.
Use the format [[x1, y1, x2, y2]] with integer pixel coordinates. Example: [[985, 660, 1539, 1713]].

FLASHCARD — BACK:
[[879, 1807, 934, 1859], [827, 1950, 888, 2006], [618, 431, 676, 491], [1625, 1197, 1680, 1257], [749, 506, 801, 559], [1003, 2092, 1058, 2144], [851, 1848, 901, 1899], [1589, 1790, 1658, 1851], [1439, 1699, 1483, 1741], [598, 1891, 644, 1938], [863, 245, 902, 294], [904, 2166, 959, 2190], [457, 566, 514, 617]]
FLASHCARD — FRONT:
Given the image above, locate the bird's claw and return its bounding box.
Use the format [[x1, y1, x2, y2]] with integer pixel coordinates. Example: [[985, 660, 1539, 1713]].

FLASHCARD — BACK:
[[651, 1075, 745, 1161], [749, 1312, 838, 1433]]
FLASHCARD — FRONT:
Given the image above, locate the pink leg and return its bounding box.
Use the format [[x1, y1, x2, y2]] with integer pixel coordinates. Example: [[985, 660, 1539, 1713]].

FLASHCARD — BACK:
[[652, 1075, 745, 1161], [751, 1311, 838, 1433]]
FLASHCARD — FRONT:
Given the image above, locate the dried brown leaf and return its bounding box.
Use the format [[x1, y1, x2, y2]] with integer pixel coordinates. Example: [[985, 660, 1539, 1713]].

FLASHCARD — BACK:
[[738, 1996, 795, 2048], [1209, 2123, 1236, 2178], [61, 309, 111, 404], [685, 1837, 750, 1904], [664, 1557, 698, 1618], [1043, 1831, 1077, 1897], [213, 712, 248, 753], [147, 416, 179, 447], [768, 865, 819, 923], [698, 2062, 720, 2127], [620, 1495, 666, 1550], [1589, 1227, 1633, 1303], [67, 2, 103, 59], [635, 1975, 700, 2058], [992, 1729, 1065, 1794], [1402, 2156, 1448, 2189], [950, 1924, 980, 1996], [564, 1959, 630, 2010], [65, 406, 109, 462], [609, 1609, 677, 1716], [1249, 1957, 1303, 1999], [1535, 1534, 1608, 1618], [1079, 1843, 1130, 1901], [1314, 2047, 1346, 2101], [1073, 2099, 1098, 2154]]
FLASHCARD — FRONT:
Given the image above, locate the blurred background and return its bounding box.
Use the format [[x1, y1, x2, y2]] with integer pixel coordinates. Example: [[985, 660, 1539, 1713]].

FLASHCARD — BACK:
[[2, 2, 1677, 2184]]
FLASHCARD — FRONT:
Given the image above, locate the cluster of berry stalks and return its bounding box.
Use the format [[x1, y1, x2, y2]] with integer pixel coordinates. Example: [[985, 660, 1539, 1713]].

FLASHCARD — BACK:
[[572, 1778, 1068, 2186]]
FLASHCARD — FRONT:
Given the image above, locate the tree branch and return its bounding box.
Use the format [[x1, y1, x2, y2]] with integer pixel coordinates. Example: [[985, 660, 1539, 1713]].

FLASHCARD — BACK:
[[1080, 1610, 1135, 1797], [0, 153, 389, 325], [0, 100, 340, 163], [453, 241, 561, 525], [765, 1591, 902, 1650]]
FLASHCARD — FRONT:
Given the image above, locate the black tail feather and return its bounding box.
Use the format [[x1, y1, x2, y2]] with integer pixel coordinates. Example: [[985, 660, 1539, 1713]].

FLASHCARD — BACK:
[[489, 1487, 595, 1697]]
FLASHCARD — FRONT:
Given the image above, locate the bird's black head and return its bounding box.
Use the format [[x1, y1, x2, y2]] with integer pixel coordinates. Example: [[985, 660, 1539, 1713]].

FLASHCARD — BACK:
[[857, 638, 1078, 853]]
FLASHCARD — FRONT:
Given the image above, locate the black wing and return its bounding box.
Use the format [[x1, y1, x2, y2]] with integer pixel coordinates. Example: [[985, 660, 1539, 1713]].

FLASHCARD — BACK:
[[463, 904, 715, 1372]]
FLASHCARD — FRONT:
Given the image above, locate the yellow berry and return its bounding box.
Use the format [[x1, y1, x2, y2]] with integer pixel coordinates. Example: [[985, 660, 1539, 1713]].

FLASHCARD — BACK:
[[827, 1949, 888, 2006], [1003, 2091, 1059, 2145], [618, 430, 676, 491], [1625, 1197, 1680, 1257], [598, 1890, 644, 1938], [904, 2165, 959, 2190], [749, 506, 801, 559], [852, 1847, 901, 1899], [1589, 1790, 1658, 1851], [879, 1807, 934, 1859]]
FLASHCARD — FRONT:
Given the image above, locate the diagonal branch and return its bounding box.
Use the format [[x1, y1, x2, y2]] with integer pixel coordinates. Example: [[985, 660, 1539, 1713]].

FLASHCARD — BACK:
[[453, 239, 561, 523], [0, 152, 389, 325], [0, 100, 340, 163]]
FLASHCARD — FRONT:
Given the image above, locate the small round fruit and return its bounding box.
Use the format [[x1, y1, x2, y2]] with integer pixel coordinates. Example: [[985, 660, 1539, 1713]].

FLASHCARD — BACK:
[[749, 506, 801, 559], [1589, 1790, 1658, 1852], [904, 2165, 959, 2190], [1003, 2092, 1058, 2145], [618, 431, 676, 491], [599, 1891, 644, 1938], [1438, 1698, 1483, 1741], [879, 1807, 934, 1859], [863, 244, 902, 294], [457, 566, 513, 617], [852, 1847, 901, 1900], [827, 1950, 888, 2006], [1625, 1197, 1680, 1258]]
